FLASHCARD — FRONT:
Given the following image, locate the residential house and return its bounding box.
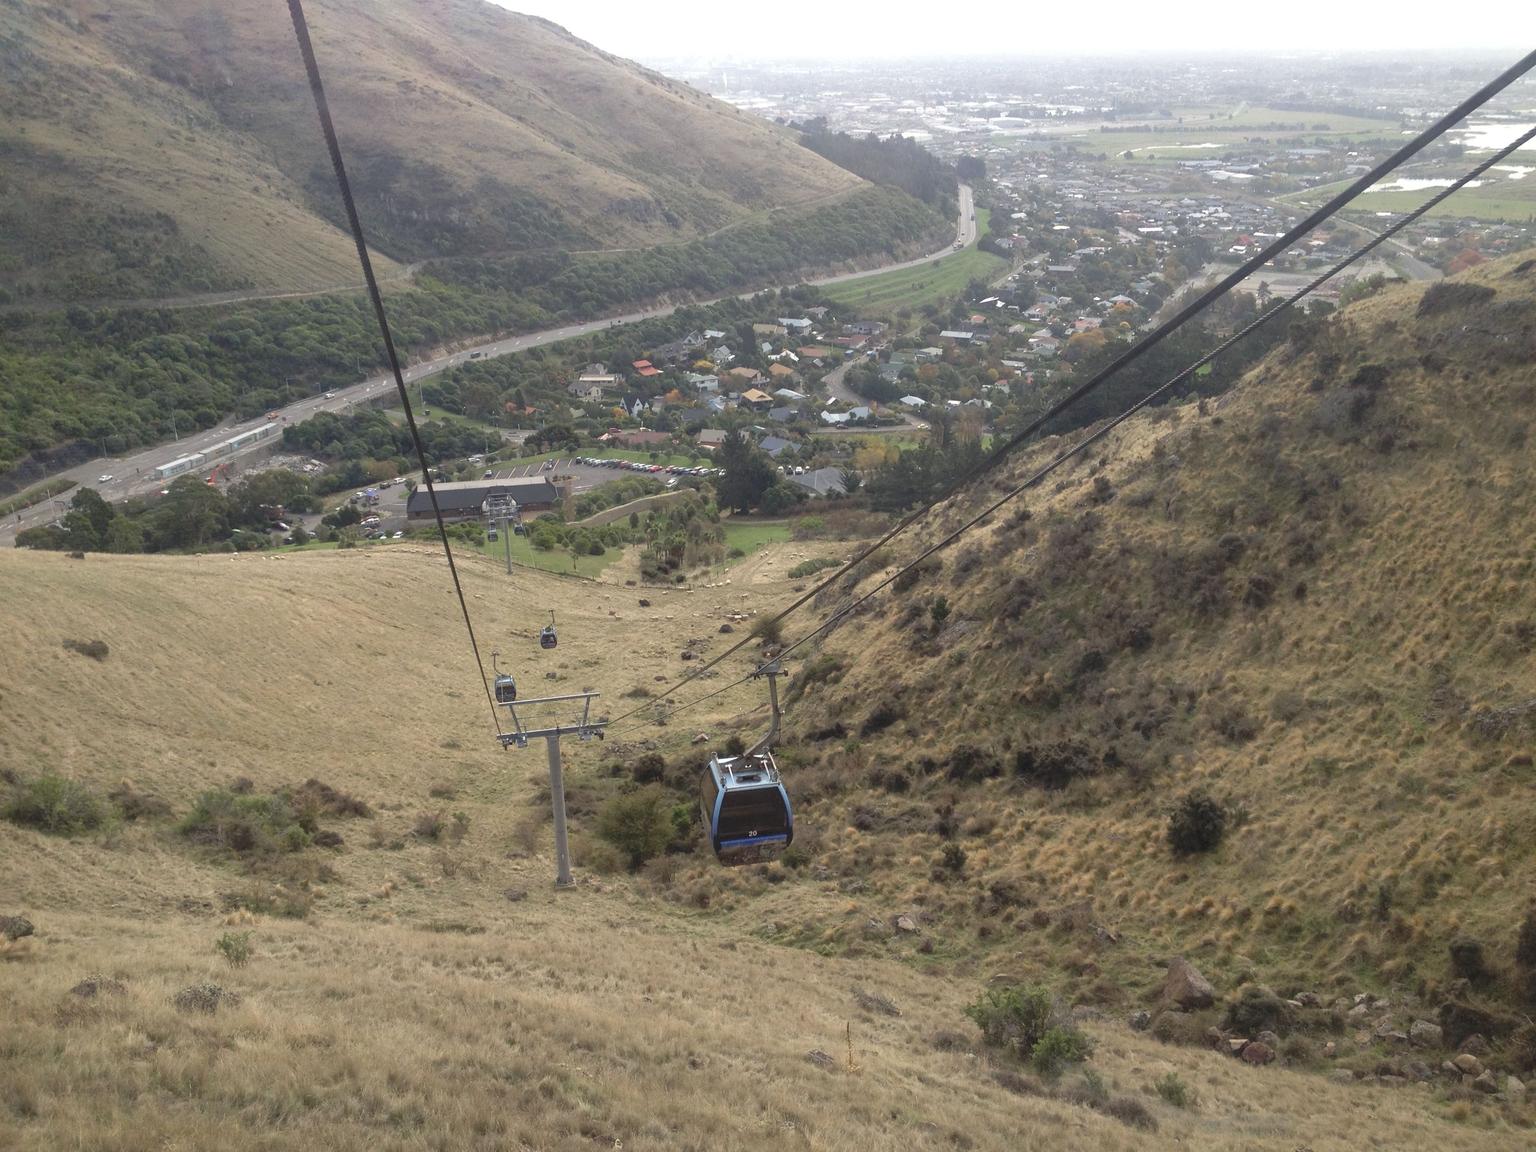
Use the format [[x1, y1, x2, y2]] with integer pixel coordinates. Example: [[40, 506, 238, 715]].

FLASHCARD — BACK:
[[710, 344, 736, 364], [916, 347, 943, 363], [767, 363, 799, 385], [777, 317, 813, 333], [819, 411, 851, 426], [740, 388, 774, 412], [566, 380, 606, 402], [772, 387, 806, 403], [758, 436, 796, 459], [752, 323, 787, 339], [619, 394, 648, 418], [797, 345, 834, 360], [686, 373, 720, 393], [631, 359, 662, 379], [726, 366, 766, 389], [767, 406, 796, 424], [788, 467, 848, 498], [899, 394, 927, 408], [939, 330, 975, 342], [695, 428, 728, 451], [843, 321, 886, 337]]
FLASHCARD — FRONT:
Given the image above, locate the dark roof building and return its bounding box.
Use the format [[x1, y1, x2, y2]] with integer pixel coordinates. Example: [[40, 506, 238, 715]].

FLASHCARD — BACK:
[[406, 478, 559, 522]]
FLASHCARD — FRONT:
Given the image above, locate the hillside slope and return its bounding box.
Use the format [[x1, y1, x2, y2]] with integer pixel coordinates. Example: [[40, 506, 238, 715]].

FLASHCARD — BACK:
[[0, 546, 1511, 1149], [786, 256, 1536, 1034], [0, 0, 859, 301]]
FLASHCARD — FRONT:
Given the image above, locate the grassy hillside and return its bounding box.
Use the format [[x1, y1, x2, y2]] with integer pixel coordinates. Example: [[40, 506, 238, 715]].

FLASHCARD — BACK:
[[0, 544, 1515, 1149], [0, 0, 859, 302], [781, 256, 1536, 1052]]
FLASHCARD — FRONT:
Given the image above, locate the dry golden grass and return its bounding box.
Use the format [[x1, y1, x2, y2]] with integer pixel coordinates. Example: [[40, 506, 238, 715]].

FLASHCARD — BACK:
[[787, 254, 1536, 1026], [0, 538, 1521, 1148]]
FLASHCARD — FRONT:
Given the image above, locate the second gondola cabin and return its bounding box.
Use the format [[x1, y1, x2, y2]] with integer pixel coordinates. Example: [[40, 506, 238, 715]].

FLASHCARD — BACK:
[[699, 751, 793, 866]]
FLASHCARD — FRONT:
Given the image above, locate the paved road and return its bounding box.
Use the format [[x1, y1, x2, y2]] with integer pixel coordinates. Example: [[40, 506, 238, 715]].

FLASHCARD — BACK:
[[2, 188, 972, 544]]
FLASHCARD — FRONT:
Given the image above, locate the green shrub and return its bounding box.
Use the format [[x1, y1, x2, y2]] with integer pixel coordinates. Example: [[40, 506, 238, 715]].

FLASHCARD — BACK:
[[788, 557, 842, 579], [1166, 790, 1226, 856], [965, 985, 1053, 1059], [4, 775, 109, 835], [62, 638, 110, 660], [1031, 1026, 1095, 1079], [214, 931, 253, 969], [179, 788, 315, 855], [596, 787, 673, 870], [1154, 1072, 1193, 1108]]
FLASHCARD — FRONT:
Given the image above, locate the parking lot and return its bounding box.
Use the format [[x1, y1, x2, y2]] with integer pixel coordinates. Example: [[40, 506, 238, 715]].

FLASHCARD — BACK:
[[484, 457, 720, 494]]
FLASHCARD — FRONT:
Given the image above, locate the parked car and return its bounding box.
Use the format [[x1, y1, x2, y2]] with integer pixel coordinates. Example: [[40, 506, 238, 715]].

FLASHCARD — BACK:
[[97, 473, 114, 483]]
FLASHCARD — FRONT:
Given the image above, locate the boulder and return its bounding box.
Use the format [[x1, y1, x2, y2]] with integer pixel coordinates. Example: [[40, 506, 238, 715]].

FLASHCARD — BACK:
[[1403, 1061, 1434, 1083], [1506, 1076, 1526, 1097], [1409, 1020, 1443, 1048], [894, 914, 918, 934], [1128, 1010, 1151, 1032], [806, 1049, 835, 1070], [1162, 956, 1215, 1010], [1329, 1068, 1356, 1085], [0, 915, 34, 941], [1255, 1030, 1282, 1049], [1471, 1070, 1500, 1095], [1459, 1033, 1490, 1056], [1452, 1053, 1484, 1077], [1295, 991, 1322, 1008], [1241, 1041, 1276, 1066]]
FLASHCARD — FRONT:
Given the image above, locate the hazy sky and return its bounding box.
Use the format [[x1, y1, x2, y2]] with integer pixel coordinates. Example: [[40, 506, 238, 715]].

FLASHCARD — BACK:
[[493, 1, 1520, 60]]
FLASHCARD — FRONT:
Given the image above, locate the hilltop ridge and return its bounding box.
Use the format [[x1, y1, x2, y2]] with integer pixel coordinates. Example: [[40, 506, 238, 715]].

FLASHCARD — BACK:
[[0, 0, 861, 301]]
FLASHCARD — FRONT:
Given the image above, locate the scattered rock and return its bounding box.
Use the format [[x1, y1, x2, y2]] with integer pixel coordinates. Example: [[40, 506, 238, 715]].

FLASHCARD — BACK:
[[1323, 1041, 1337, 1058], [718, 623, 734, 634], [1409, 1020, 1443, 1048], [894, 914, 918, 934], [1506, 1076, 1526, 1097], [1204, 1027, 1227, 1052], [1162, 956, 1215, 1010], [1452, 1053, 1484, 1077], [853, 988, 901, 1017], [1255, 1030, 1282, 1050], [691, 732, 710, 745], [1380, 1030, 1410, 1046], [173, 983, 241, 1014], [806, 1049, 836, 1070], [1403, 1061, 1433, 1083], [1459, 1033, 1490, 1057], [503, 888, 528, 903], [69, 974, 126, 999], [1295, 991, 1322, 1008], [1471, 1070, 1500, 1095], [312, 830, 344, 849], [0, 915, 35, 941], [1329, 1069, 1356, 1085], [1378, 1075, 1408, 1088], [1347, 1003, 1372, 1019], [1241, 1041, 1276, 1066], [680, 650, 696, 661], [1228, 1038, 1249, 1056], [1441, 1061, 1460, 1077], [637, 599, 651, 608], [1128, 1010, 1152, 1032]]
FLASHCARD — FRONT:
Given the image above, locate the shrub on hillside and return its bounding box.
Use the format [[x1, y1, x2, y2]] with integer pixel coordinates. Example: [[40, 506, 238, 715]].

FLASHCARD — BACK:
[[631, 753, 667, 784], [1012, 740, 1098, 791], [1416, 281, 1495, 317], [62, 638, 110, 660], [180, 788, 315, 854], [1516, 906, 1536, 997], [597, 787, 673, 870], [1166, 790, 1227, 856], [107, 781, 173, 822], [4, 775, 110, 836], [965, 985, 1092, 1076], [1448, 936, 1490, 984]]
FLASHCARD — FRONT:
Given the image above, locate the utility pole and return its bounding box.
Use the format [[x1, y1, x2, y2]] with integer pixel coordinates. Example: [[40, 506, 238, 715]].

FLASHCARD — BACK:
[[496, 692, 604, 889]]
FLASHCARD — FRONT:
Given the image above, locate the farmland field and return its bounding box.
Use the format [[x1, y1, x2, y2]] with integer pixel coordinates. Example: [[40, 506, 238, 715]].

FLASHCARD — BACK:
[[823, 209, 1007, 314]]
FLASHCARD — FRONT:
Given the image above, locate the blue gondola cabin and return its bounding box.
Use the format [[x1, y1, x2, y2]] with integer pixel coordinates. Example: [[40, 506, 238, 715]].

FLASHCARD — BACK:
[[700, 751, 793, 866]]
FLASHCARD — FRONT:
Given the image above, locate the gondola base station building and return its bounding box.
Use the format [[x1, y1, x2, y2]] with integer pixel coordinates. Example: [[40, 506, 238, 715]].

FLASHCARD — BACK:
[[405, 479, 561, 524]]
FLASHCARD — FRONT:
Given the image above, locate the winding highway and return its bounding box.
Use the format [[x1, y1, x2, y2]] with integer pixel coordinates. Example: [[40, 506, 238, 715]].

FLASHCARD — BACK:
[[2, 186, 973, 544]]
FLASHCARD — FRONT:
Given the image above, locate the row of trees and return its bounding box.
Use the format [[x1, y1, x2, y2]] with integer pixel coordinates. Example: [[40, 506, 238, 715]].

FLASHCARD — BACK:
[[16, 471, 315, 555]]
